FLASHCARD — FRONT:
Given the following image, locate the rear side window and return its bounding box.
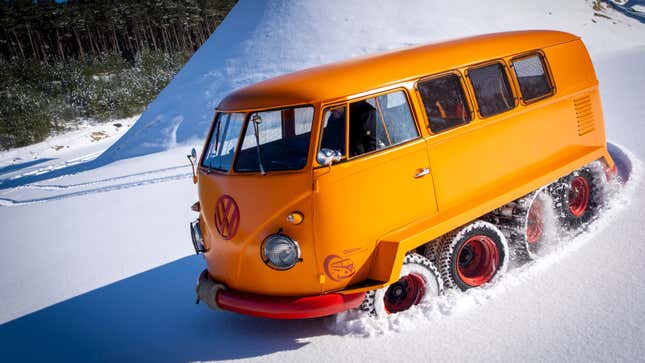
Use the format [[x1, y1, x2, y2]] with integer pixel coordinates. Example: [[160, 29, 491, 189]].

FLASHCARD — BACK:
[[468, 63, 514, 117], [418, 74, 471, 133], [512, 54, 553, 102]]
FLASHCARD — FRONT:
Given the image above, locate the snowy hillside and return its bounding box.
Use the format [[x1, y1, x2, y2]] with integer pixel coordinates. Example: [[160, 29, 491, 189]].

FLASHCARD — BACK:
[[101, 0, 645, 162], [1, 0, 645, 362]]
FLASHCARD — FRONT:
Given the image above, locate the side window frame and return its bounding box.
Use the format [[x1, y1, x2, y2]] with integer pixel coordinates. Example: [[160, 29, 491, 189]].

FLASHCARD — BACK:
[[509, 51, 556, 105], [317, 102, 349, 163], [465, 60, 518, 119], [415, 70, 475, 135], [316, 88, 421, 166]]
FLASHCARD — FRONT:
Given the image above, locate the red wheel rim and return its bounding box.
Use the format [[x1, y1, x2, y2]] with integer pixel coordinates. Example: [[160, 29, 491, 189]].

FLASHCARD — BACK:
[[526, 199, 544, 244], [568, 176, 590, 217], [383, 273, 426, 314], [457, 235, 499, 287]]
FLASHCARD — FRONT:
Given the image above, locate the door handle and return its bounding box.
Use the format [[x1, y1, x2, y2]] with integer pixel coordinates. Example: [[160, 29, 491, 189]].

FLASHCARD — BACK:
[[415, 168, 430, 178]]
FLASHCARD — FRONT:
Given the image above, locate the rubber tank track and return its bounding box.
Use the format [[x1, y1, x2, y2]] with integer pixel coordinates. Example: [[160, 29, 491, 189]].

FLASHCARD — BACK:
[[485, 191, 541, 262]]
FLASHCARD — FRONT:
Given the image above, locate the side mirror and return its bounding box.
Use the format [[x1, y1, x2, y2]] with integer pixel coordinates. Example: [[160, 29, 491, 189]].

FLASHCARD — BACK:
[[317, 148, 342, 166], [187, 148, 198, 184]]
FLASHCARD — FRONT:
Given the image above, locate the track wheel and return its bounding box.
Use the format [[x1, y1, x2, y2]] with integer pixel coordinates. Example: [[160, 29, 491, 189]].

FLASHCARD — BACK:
[[552, 165, 605, 229], [510, 191, 557, 261], [436, 221, 509, 290], [361, 253, 443, 317]]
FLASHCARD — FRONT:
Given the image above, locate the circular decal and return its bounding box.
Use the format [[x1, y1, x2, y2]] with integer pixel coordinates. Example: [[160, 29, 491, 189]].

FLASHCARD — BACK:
[[324, 255, 356, 282], [214, 195, 240, 240]]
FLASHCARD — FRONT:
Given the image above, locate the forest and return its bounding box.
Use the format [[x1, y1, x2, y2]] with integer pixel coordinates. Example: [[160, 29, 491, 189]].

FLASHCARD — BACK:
[[0, 0, 236, 150]]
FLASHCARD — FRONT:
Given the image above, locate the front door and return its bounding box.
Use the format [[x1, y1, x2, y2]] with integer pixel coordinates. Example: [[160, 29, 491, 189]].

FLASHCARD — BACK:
[[312, 90, 438, 292]]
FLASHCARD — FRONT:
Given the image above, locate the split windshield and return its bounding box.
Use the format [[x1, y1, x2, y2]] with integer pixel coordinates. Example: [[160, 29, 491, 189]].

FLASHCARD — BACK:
[[201, 106, 314, 173], [201, 112, 244, 171]]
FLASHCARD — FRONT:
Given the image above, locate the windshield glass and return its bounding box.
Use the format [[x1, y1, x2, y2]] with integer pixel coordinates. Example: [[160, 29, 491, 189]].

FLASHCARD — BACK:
[[201, 112, 244, 171], [235, 106, 314, 172]]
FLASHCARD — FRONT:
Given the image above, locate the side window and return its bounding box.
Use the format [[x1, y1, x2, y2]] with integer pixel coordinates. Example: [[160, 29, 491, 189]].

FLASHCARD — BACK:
[[349, 99, 387, 157], [320, 106, 346, 158], [468, 63, 514, 117], [349, 91, 418, 157], [418, 74, 471, 133], [512, 54, 553, 102], [377, 91, 418, 144]]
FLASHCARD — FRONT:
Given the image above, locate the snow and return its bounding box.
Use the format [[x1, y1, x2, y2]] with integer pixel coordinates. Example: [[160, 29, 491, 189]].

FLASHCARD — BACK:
[[1, 1, 645, 362], [0, 117, 135, 180]]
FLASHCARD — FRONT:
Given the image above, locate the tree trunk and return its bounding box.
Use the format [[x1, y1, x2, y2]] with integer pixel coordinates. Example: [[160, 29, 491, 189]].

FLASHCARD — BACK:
[[184, 25, 194, 51], [3, 28, 16, 58], [73, 29, 85, 59], [12, 30, 25, 57], [25, 24, 38, 60], [112, 29, 120, 53], [200, 24, 209, 44], [171, 24, 182, 51], [97, 26, 108, 53], [86, 30, 97, 56], [139, 28, 146, 51], [36, 31, 47, 62], [161, 27, 170, 52], [125, 29, 135, 55], [56, 29, 66, 63], [146, 20, 157, 51]]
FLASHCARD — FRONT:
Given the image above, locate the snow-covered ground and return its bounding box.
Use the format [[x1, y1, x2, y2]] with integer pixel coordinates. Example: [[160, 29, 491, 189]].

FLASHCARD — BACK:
[[1, 1, 645, 362]]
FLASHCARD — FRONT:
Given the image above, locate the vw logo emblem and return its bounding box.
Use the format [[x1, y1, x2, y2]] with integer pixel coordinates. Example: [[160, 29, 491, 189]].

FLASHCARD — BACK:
[[214, 195, 240, 240]]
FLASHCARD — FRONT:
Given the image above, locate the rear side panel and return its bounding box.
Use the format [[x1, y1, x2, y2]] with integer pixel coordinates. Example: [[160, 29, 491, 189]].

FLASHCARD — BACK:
[[426, 39, 606, 215], [359, 39, 612, 291]]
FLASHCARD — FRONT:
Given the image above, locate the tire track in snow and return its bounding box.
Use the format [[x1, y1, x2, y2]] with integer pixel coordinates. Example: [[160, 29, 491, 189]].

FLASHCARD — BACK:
[[0, 172, 192, 206], [25, 164, 189, 190]]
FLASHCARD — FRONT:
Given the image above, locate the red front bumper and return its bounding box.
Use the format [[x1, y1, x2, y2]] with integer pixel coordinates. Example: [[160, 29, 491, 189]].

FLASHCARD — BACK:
[[197, 270, 365, 319]]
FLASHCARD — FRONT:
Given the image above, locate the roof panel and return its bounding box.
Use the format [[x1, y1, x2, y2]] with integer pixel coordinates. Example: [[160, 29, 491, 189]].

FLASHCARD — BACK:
[[217, 30, 578, 111]]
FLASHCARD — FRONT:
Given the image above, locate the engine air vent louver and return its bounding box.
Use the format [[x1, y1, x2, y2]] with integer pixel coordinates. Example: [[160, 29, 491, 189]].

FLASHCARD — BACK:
[[573, 95, 595, 136]]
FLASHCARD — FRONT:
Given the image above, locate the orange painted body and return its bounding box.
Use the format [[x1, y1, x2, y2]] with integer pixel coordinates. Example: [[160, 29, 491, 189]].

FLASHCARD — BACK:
[[196, 31, 613, 297]]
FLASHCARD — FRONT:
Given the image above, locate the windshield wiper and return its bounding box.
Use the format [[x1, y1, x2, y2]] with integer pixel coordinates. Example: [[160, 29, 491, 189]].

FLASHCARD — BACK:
[[251, 114, 266, 175]]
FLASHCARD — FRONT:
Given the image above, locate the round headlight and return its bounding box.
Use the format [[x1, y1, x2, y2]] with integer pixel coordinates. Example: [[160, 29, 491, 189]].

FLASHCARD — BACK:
[[261, 234, 301, 270]]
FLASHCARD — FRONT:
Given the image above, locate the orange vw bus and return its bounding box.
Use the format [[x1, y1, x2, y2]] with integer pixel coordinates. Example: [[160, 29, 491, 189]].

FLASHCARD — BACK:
[[188, 30, 617, 319]]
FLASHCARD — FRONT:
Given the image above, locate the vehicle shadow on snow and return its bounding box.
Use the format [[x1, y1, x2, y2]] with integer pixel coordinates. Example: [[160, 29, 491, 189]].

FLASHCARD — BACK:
[[0, 255, 330, 362], [0, 159, 106, 190], [0, 158, 54, 177]]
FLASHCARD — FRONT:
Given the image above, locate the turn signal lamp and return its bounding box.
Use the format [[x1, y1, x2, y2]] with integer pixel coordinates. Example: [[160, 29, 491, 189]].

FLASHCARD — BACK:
[[286, 211, 304, 225]]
